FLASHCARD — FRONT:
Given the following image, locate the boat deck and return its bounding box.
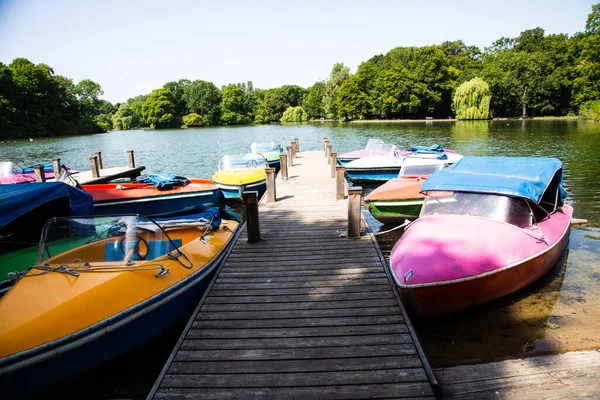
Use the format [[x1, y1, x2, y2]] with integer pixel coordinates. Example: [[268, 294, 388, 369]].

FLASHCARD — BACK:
[[71, 166, 145, 184], [149, 150, 436, 399]]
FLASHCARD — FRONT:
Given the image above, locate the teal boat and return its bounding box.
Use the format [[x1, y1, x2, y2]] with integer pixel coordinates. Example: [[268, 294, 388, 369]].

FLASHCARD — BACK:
[[248, 142, 282, 173]]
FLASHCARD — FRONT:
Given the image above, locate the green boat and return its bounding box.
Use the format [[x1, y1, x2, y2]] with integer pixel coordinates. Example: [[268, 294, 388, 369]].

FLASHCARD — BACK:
[[248, 142, 282, 173]]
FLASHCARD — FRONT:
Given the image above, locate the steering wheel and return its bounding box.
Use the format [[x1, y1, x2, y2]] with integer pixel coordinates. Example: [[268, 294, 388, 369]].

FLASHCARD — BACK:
[[246, 159, 258, 168], [119, 234, 149, 261]]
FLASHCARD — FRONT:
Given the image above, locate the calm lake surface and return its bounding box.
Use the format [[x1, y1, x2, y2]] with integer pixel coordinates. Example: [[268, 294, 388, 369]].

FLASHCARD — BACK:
[[2, 120, 600, 397]]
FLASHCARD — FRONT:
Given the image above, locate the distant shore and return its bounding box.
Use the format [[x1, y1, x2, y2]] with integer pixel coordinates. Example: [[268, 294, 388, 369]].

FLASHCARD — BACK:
[[345, 116, 580, 124]]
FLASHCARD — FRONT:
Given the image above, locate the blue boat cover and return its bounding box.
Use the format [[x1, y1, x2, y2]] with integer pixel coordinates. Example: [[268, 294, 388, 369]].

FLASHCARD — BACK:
[[420, 156, 565, 204], [0, 182, 94, 229], [407, 144, 444, 153], [22, 163, 66, 173], [136, 172, 189, 191]]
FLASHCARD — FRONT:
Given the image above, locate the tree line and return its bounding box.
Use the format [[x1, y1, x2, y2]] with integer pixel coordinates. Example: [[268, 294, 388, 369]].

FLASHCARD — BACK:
[[1, 4, 599, 139]]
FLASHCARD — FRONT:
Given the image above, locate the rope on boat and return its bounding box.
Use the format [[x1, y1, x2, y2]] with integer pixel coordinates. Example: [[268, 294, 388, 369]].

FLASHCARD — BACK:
[[15, 259, 170, 280], [372, 219, 412, 236]]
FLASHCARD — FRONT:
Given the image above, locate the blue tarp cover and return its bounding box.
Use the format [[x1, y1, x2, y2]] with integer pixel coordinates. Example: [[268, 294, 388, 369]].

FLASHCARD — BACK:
[[420, 156, 565, 203], [0, 182, 94, 229], [136, 172, 189, 191]]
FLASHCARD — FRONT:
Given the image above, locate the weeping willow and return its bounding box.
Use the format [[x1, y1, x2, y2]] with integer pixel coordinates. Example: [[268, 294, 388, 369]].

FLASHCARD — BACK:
[[280, 106, 308, 122], [453, 77, 492, 120]]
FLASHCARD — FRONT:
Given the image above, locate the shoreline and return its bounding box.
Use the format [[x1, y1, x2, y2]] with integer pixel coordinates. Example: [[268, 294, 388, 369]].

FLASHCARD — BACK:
[[345, 116, 580, 124]]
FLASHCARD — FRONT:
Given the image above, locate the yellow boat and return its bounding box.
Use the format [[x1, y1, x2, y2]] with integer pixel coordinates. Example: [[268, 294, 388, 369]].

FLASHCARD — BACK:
[[212, 153, 267, 200], [0, 210, 238, 394]]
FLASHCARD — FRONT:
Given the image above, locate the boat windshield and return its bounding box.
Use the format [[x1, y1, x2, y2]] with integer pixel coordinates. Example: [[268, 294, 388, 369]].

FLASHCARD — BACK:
[[248, 142, 280, 153], [399, 160, 447, 178], [36, 215, 183, 265], [0, 161, 24, 176], [370, 143, 398, 156], [421, 192, 532, 228], [218, 154, 267, 171], [364, 139, 385, 150]]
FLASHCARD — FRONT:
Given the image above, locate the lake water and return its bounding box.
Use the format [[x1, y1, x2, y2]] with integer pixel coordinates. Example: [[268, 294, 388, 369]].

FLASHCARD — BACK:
[[2, 120, 600, 396]]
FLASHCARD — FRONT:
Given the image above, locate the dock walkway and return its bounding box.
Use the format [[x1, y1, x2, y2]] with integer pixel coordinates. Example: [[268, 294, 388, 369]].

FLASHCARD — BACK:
[[149, 150, 436, 399]]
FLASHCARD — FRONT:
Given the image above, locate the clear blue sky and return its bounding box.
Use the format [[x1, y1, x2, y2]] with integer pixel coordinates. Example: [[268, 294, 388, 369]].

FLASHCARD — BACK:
[[0, 0, 596, 104]]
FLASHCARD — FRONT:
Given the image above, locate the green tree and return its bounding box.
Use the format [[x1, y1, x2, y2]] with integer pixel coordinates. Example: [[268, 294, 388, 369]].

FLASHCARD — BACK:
[[324, 63, 350, 119], [573, 4, 600, 109], [220, 84, 251, 125], [303, 82, 326, 119], [141, 88, 179, 128], [453, 77, 492, 119], [164, 79, 190, 119], [183, 113, 207, 127], [183, 80, 222, 125], [280, 106, 307, 122], [336, 76, 369, 120], [112, 103, 134, 130]]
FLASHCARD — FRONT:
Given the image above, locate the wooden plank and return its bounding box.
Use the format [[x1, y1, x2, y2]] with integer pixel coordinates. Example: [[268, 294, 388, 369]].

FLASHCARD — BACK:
[[197, 306, 401, 320], [168, 355, 422, 374], [216, 272, 387, 283], [180, 333, 413, 350], [186, 324, 408, 339], [72, 166, 145, 184], [224, 258, 382, 268], [155, 383, 435, 400], [218, 266, 384, 277], [174, 344, 418, 361], [191, 314, 404, 329], [162, 368, 429, 388], [208, 284, 393, 296], [204, 291, 395, 303], [211, 277, 390, 290], [201, 298, 398, 311]]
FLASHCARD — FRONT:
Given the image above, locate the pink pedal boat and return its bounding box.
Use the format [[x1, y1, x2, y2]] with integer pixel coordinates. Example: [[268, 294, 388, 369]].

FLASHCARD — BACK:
[[390, 156, 572, 316], [337, 139, 389, 165], [0, 161, 76, 184]]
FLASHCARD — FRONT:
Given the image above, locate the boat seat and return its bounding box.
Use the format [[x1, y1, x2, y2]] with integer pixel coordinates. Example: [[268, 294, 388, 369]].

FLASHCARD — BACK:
[[104, 238, 182, 262]]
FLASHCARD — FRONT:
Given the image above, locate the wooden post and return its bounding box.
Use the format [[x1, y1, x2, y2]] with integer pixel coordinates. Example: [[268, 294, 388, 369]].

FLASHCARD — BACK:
[[294, 138, 299, 153], [347, 186, 362, 238], [127, 150, 135, 168], [94, 151, 103, 169], [243, 191, 261, 243], [290, 142, 296, 159], [266, 168, 276, 202], [326, 144, 332, 164], [52, 158, 61, 179], [324, 140, 329, 156], [89, 156, 100, 178], [336, 166, 346, 200], [33, 165, 46, 182], [279, 154, 288, 179], [330, 153, 337, 178], [286, 146, 293, 166]]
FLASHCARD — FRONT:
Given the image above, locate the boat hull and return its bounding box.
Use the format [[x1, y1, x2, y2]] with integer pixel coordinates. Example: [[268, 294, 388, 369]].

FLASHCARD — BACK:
[[345, 167, 401, 182], [92, 190, 220, 215], [215, 180, 266, 201], [390, 206, 573, 316], [267, 159, 281, 174], [400, 228, 570, 316], [0, 231, 235, 396], [364, 199, 424, 224]]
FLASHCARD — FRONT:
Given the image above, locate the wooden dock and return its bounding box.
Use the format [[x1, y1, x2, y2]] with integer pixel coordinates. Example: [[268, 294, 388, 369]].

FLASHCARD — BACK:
[[149, 150, 436, 399], [435, 350, 600, 399]]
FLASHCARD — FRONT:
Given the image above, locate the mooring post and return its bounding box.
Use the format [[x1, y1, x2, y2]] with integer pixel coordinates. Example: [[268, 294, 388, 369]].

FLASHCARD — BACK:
[[94, 151, 103, 169], [286, 146, 293, 167], [33, 165, 46, 182], [326, 144, 332, 164], [347, 186, 362, 238], [336, 166, 346, 200], [290, 142, 296, 159], [127, 150, 135, 168], [330, 153, 337, 178], [52, 158, 61, 179], [243, 191, 261, 243], [279, 154, 288, 179], [324, 140, 329, 156], [266, 168, 276, 202], [89, 156, 100, 178], [294, 138, 299, 153]]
